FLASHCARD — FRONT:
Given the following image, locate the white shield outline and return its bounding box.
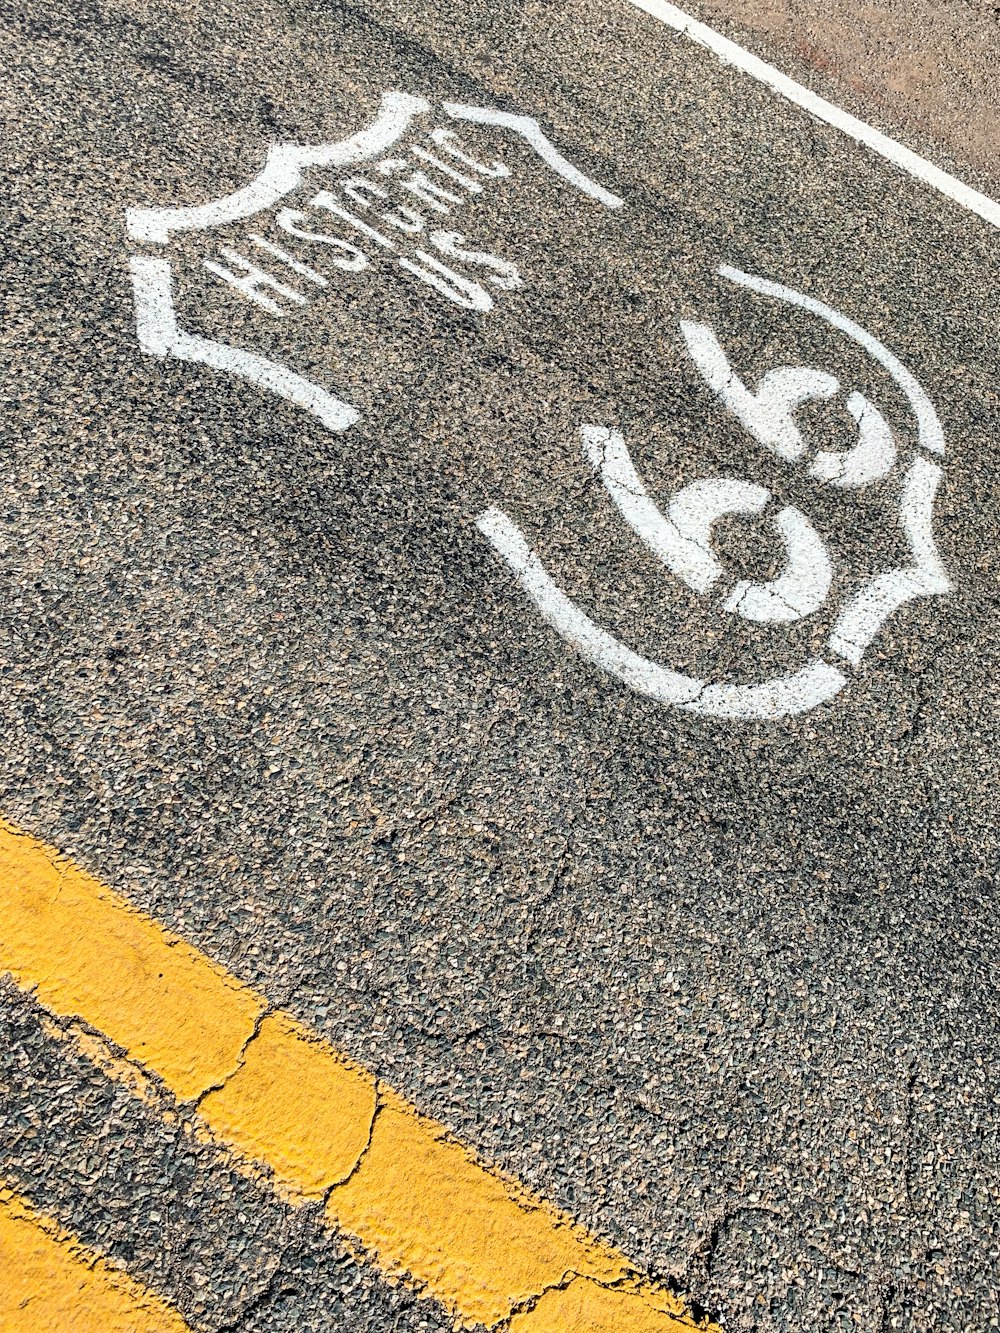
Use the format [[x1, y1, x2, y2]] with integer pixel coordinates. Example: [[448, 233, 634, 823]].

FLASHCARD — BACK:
[[125, 90, 623, 434]]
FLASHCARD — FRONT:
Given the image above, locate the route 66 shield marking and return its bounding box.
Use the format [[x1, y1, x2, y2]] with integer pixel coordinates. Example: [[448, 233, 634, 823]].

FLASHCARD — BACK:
[[125, 89, 621, 435], [125, 89, 950, 724], [478, 265, 950, 721]]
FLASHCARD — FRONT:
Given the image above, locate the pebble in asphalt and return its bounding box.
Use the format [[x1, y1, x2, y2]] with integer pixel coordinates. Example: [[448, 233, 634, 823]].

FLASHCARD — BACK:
[[2, 0, 999, 1328]]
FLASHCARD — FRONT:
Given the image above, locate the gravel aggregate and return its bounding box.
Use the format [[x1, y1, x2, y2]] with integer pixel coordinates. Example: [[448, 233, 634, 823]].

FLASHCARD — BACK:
[[1, 0, 998, 1328]]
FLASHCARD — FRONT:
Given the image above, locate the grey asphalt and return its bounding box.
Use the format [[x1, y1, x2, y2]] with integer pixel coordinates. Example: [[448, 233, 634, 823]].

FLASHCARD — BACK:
[[2, 0, 999, 1329]]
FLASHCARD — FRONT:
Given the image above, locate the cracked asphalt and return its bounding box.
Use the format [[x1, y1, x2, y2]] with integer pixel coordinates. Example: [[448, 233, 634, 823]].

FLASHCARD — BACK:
[[2, 0, 999, 1329]]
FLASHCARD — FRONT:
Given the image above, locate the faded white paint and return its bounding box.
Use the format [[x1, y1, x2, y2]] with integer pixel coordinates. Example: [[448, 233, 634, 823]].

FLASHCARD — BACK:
[[429, 232, 522, 289], [828, 456, 949, 665], [809, 391, 896, 489], [125, 83, 951, 723], [428, 127, 511, 178], [723, 506, 831, 623], [479, 271, 950, 721], [580, 426, 766, 595], [273, 210, 370, 270], [477, 506, 704, 706], [398, 250, 495, 310], [442, 103, 624, 209], [719, 266, 945, 456], [127, 92, 430, 243], [309, 191, 398, 250], [410, 146, 485, 193], [128, 91, 622, 434], [666, 476, 771, 593], [476, 506, 848, 719], [681, 321, 898, 493], [583, 426, 832, 626], [680, 322, 840, 463], [202, 244, 321, 315]]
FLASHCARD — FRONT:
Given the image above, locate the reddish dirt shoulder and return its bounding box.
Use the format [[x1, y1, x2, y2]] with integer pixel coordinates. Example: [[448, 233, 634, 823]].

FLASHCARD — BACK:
[[690, 0, 1000, 187]]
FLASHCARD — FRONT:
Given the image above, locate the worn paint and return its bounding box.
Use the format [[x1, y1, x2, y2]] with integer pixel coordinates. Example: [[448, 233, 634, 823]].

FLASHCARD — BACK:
[[328, 1086, 626, 1328], [0, 819, 713, 1331], [0, 819, 264, 1101], [0, 1185, 191, 1333], [197, 1011, 378, 1203], [627, 0, 1000, 233], [477, 265, 949, 720]]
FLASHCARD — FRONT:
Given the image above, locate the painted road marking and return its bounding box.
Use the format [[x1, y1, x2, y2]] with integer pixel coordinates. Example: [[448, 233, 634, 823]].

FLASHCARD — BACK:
[[627, 0, 1000, 233], [126, 87, 953, 723], [477, 267, 950, 720], [580, 433, 833, 622], [0, 822, 264, 1105], [127, 92, 621, 439], [0, 819, 715, 1332], [0, 1184, 191, 1333]]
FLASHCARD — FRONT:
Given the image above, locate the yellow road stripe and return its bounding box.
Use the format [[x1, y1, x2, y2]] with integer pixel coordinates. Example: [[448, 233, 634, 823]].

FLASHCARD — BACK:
[[0, 819, 715, 1332], [0, 1185, 190, 1333], [198, 1010, 378, 1200], [0, 820, 262, 1102]]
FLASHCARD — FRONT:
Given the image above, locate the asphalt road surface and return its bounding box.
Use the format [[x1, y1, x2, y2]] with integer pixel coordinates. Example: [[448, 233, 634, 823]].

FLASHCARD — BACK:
[[2, 0, 999, 1329]]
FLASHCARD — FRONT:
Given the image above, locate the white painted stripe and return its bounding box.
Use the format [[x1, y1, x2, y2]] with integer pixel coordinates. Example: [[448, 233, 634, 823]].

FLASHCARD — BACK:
[[626, 0, 1000, 233]]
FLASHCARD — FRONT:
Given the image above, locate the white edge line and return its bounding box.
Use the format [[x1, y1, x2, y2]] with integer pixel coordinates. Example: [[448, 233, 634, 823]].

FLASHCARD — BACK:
[[626, 0, 1000, 233]]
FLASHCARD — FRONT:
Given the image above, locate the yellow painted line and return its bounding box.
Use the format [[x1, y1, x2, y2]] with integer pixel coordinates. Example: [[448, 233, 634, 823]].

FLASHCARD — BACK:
[[0, 819, 716, 1332], [0, 1184, 191, 1333], [0, 819, 262, 1102]]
